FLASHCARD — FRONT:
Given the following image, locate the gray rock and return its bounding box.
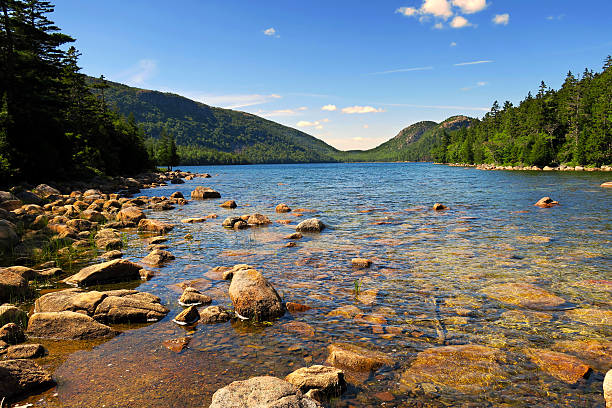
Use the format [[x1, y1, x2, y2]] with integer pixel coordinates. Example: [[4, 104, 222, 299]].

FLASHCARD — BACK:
[[295, 218, 325, 233]]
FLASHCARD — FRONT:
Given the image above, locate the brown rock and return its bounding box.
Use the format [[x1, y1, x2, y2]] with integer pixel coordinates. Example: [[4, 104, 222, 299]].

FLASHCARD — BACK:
[[92, 293, 168, 323], [234, 220, 248, 230], [276, 203, 292, 213], [285, 365, 346, 400], [534, 196, 560, 208], [565, 308, 612, 326], [282, 321, 315, 337], [141, 249, 175, 266], [163, 337, 190, 353], [5, 343, 46, 359], [35, 288, 106, 315], [95, 228, 123, 250], [327, 305, 361, 319], [0, 359, 55, 398], [351, 258, 372, 268], [285, 232, 303, 240], [27, 311, 116, 340], [0, 304, 28, 326], [524, 348, 591, 384], [247, 213, 272, 225], [229, 268, 285, 321], [173, 305, 200, 325], [191, 186, 221, 199], [0, 323, 26, 344], [0, 270, 29, 302], [179, 287, 212, 306], [432, 203, 447, 211], [296, 218, 325, 233], [325, 343, 394, 372], [137, 218, 174, 234], [220, 200, 237, 209], [63, 259, 142, 286], [181, 217, 207, 223], [601, 181, 612, 188], [170, 191, 184, 199], [481, 282, 566, 310], [604, 369, 612, 408], [286, 302, 312, 313], [199, 305, 233, 324], [552, 339, 612, 371]]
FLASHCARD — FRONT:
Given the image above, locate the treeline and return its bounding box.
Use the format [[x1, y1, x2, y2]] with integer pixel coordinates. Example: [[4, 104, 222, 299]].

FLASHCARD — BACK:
[[435, 57, 612, 166], [0, 0, 153, 185]]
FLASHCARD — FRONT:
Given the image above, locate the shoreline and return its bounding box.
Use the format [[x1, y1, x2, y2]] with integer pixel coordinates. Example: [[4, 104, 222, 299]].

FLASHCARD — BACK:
[[436, 162, 612, 172]]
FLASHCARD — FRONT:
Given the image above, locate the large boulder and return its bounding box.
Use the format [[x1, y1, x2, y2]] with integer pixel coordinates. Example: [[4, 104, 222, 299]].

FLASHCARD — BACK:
[[325, 343, 394, 372], [191, 186, 221, 199], [0, 271, 29, 303], [63, 259, 142, 286], [285, 365, 346, 401], [209, 376, 321, 408], [116, 207, 146, 226], [228, 268, 285, 321], [296, 218, 325, 233], [137, 219, 174, 234], [26, 311, 117, 340], [0, 359, 55, 399]]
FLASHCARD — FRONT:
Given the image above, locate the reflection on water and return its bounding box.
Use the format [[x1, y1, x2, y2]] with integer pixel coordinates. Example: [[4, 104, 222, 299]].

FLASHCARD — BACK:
[[17, 163, 612, 407]]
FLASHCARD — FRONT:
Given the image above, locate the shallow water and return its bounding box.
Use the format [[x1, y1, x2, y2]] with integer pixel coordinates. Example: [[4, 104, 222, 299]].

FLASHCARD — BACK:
[[16, 163, 612, 407]]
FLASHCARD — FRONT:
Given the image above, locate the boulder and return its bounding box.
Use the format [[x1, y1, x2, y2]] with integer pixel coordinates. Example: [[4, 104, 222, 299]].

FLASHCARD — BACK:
[[247, 213, 272, 225], [285, 232, 303, 240], [170, 191, 184, 199], [222, 264, 254, 281], [233, 220, 248, 230], [200, 305, 232, 324], [0, 271, 29, 303], [0, 323, 26, 344], [209, 376, 321, 408], [173, 305, 200, 325], [179, 287, 212, 306], [552, 339, 612, 372], [5, 343, 46, 359], [326, 343, 394, 372], [92, 293, 168, 323], [605, 369, 612, 408], [26, 311, 117, 340], [35, 288, 106, 315], [481, 283, 566, 310], [285, 365, 346, 401], [191, 186, 221, 199], [2, 265, 38, 280], [137, 218, 174, 234], [229, 268, 285, 321], [0, 219, 19, 250], [534, 196, 559, 208], [63, 259, 142, 286], [222, 216, 242, 228], [295, 218, 325, 233], [524, 348, 591, 384], [33, 184, 61, 198], [142, 249, 175, 266], [80, 209, 106, 223], [95, 228, 123, 250], [220, 200, 237, 209], [0, 304, 28, 326], [0, 359, 54, 398], [432, 203, 447, 211], [102, 250, 123, 260], [276, 203, 291, 213], [181, 217, 207, 223], [117, 206, 146, 226], [400, 344, 507, 394], [351, 258, 372, 268]]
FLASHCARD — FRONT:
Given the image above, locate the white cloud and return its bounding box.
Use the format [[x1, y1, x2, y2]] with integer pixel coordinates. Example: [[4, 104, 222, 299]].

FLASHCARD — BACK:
[[450, 41, 457, 46], [296, 119, 329, 129], [257, 107, 307, 117], [454, 60, 493, 66], [450, 15, 472, 28], [321, 104, 337, 111], [263, 27, 279, 37], [341, 106, 385, 114], [185, 93, 281, 109], [546, 14, 564, 21], [363, 124, 369, 129], [461, 81, 487, 91], [493, 13, 509, 25], [421, 0, 453, 19], [367, 66, 434, 75], [396, 6, 418, 16], [434, 22, 444, 29], [118, 59, 157, 86], [451, 0, 487, 14]]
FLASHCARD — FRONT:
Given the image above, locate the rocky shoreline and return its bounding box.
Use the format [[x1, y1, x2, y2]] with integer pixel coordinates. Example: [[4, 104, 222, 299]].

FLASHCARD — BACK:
[[438, 162, 612, 172]]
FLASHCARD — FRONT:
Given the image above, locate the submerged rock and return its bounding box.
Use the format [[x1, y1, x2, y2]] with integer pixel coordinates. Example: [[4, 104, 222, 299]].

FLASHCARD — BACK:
[[141, 249, 175, 266], [565, 308, 612, 326], [296, 218, 325, 233], [63, 259, 142, 286], [552, 339, 612, 372], [209, 376, 321, 408], [285, 365, 346, 401], [179, 287, 212, 306], [190, 186, 221, 199], [285, 232, 303, 240], [228, 268, 285, 321], [163, 337, 190, 353], [524, 348, 591, 384], [534, 196, 560, 208], [351, 258, 372, 268], [27, 311, 117, 340], [400, 344, 507, 394], [0, 359, 55, 399], [481, 282, 566, 310], [325, 343, 394, 372]]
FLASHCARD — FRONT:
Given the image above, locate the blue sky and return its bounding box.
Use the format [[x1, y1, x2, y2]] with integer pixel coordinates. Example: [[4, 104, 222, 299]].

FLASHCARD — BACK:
[[53, 0, 611, 150]]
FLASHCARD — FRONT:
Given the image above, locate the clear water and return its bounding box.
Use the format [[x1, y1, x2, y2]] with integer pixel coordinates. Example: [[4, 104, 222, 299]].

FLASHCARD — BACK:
[[18, 163, 612, 407]]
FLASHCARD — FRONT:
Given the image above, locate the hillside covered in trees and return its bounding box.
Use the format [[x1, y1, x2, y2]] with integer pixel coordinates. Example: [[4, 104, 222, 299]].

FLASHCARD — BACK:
[[93, 79, 340, 165], [434, 58, 612, 166], [0, 0, 153, 185]]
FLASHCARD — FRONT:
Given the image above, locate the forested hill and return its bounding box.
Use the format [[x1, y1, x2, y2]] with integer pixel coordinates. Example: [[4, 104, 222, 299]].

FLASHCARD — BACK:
[[335, 116, 474, 162], [91, 78, 340, 165], [434, 57, 612, 166]]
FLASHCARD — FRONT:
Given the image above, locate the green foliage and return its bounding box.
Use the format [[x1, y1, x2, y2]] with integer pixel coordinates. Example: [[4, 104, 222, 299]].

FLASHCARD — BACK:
[[437, 58, 612, 167], [0, 0, 152, 185]]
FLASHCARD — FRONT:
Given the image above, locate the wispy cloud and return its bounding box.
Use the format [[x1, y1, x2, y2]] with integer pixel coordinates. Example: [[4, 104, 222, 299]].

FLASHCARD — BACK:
[[180, 93, 282, 109], [378, 102, 489, 111], [461, 81, 487, 91], [263, 27, 280, 38], [454, 60, 494, 66], [118, 59, 158, 86], [493, 13, 509, 25], [450, 41, 457, 47], [256, 107, 307, 117], [322, 104, 337, 111], [546, 14, 564, 21], [366, 66, 434, 75], [341, 106, 385, 114]]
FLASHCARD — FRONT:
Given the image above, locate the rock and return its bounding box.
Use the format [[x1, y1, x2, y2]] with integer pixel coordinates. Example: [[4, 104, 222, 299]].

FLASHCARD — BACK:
[[173, 305, 200, 325], [27, 311, 117, 340], [191, 186, 221, 199], [247, 213, 272, 225], [200, 305, 233, 324], [400, 344, 507, 393], [222, 216, 242, 228], [481, 282, 566, 310], [117, 206, 146, 226], [141, 249, 175, 266], [179, 287, 212, 306], [220, 200, 237, 209], [283, 321, 315, 337], [137, 219, 174, 234], [296, 218, 325, 233], [5, 343, 46, 359], [325, 343, 394, 372], [524, 348, 591, 384], [93, 293, 168, 323], [0, 323, 26, 344], [601, 181, 612, 188], [102, 250, 123, 260], [163, 337, 190, 353], [534, 196, 560, 208], [285, 365, 346, 401], [34, 288, 105, 315], [286, 302, 312, 313], [0, 304, 28, 327], [285, 232, 303, 240], [276, 203, 291, 213], [223, 264, 254, 281], [63, 259, 142, 286], [327, 305, 361, 319], [81, 209, 106, 223], [0, 359, 54, 398], [95, 228, 123, 250], [0, 219, 19, 250], [181, 217, 207, 223], [233, 220, 248, 230], [565, 308, 612, 326], [229, 268, 285, 321], [209, 376, 321, 408], [170, 191, 184, 199], [33, 184, 61, 198], [0, 271, 29, 303], [552, 339, 612, 372], [605, 369, 612, 408], [432, 203, 448, 211], [66, 218, 93, 232], [351, 258, 372, 268]]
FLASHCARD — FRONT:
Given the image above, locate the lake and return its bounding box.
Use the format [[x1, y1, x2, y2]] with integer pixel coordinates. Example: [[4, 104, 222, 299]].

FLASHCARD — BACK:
[[21, 162, 612, 407]]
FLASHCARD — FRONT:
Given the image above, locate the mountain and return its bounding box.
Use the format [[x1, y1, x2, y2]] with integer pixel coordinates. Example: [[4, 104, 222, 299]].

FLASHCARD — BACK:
[[90, 78, 340, 165], [335, 116, 473, 162]]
